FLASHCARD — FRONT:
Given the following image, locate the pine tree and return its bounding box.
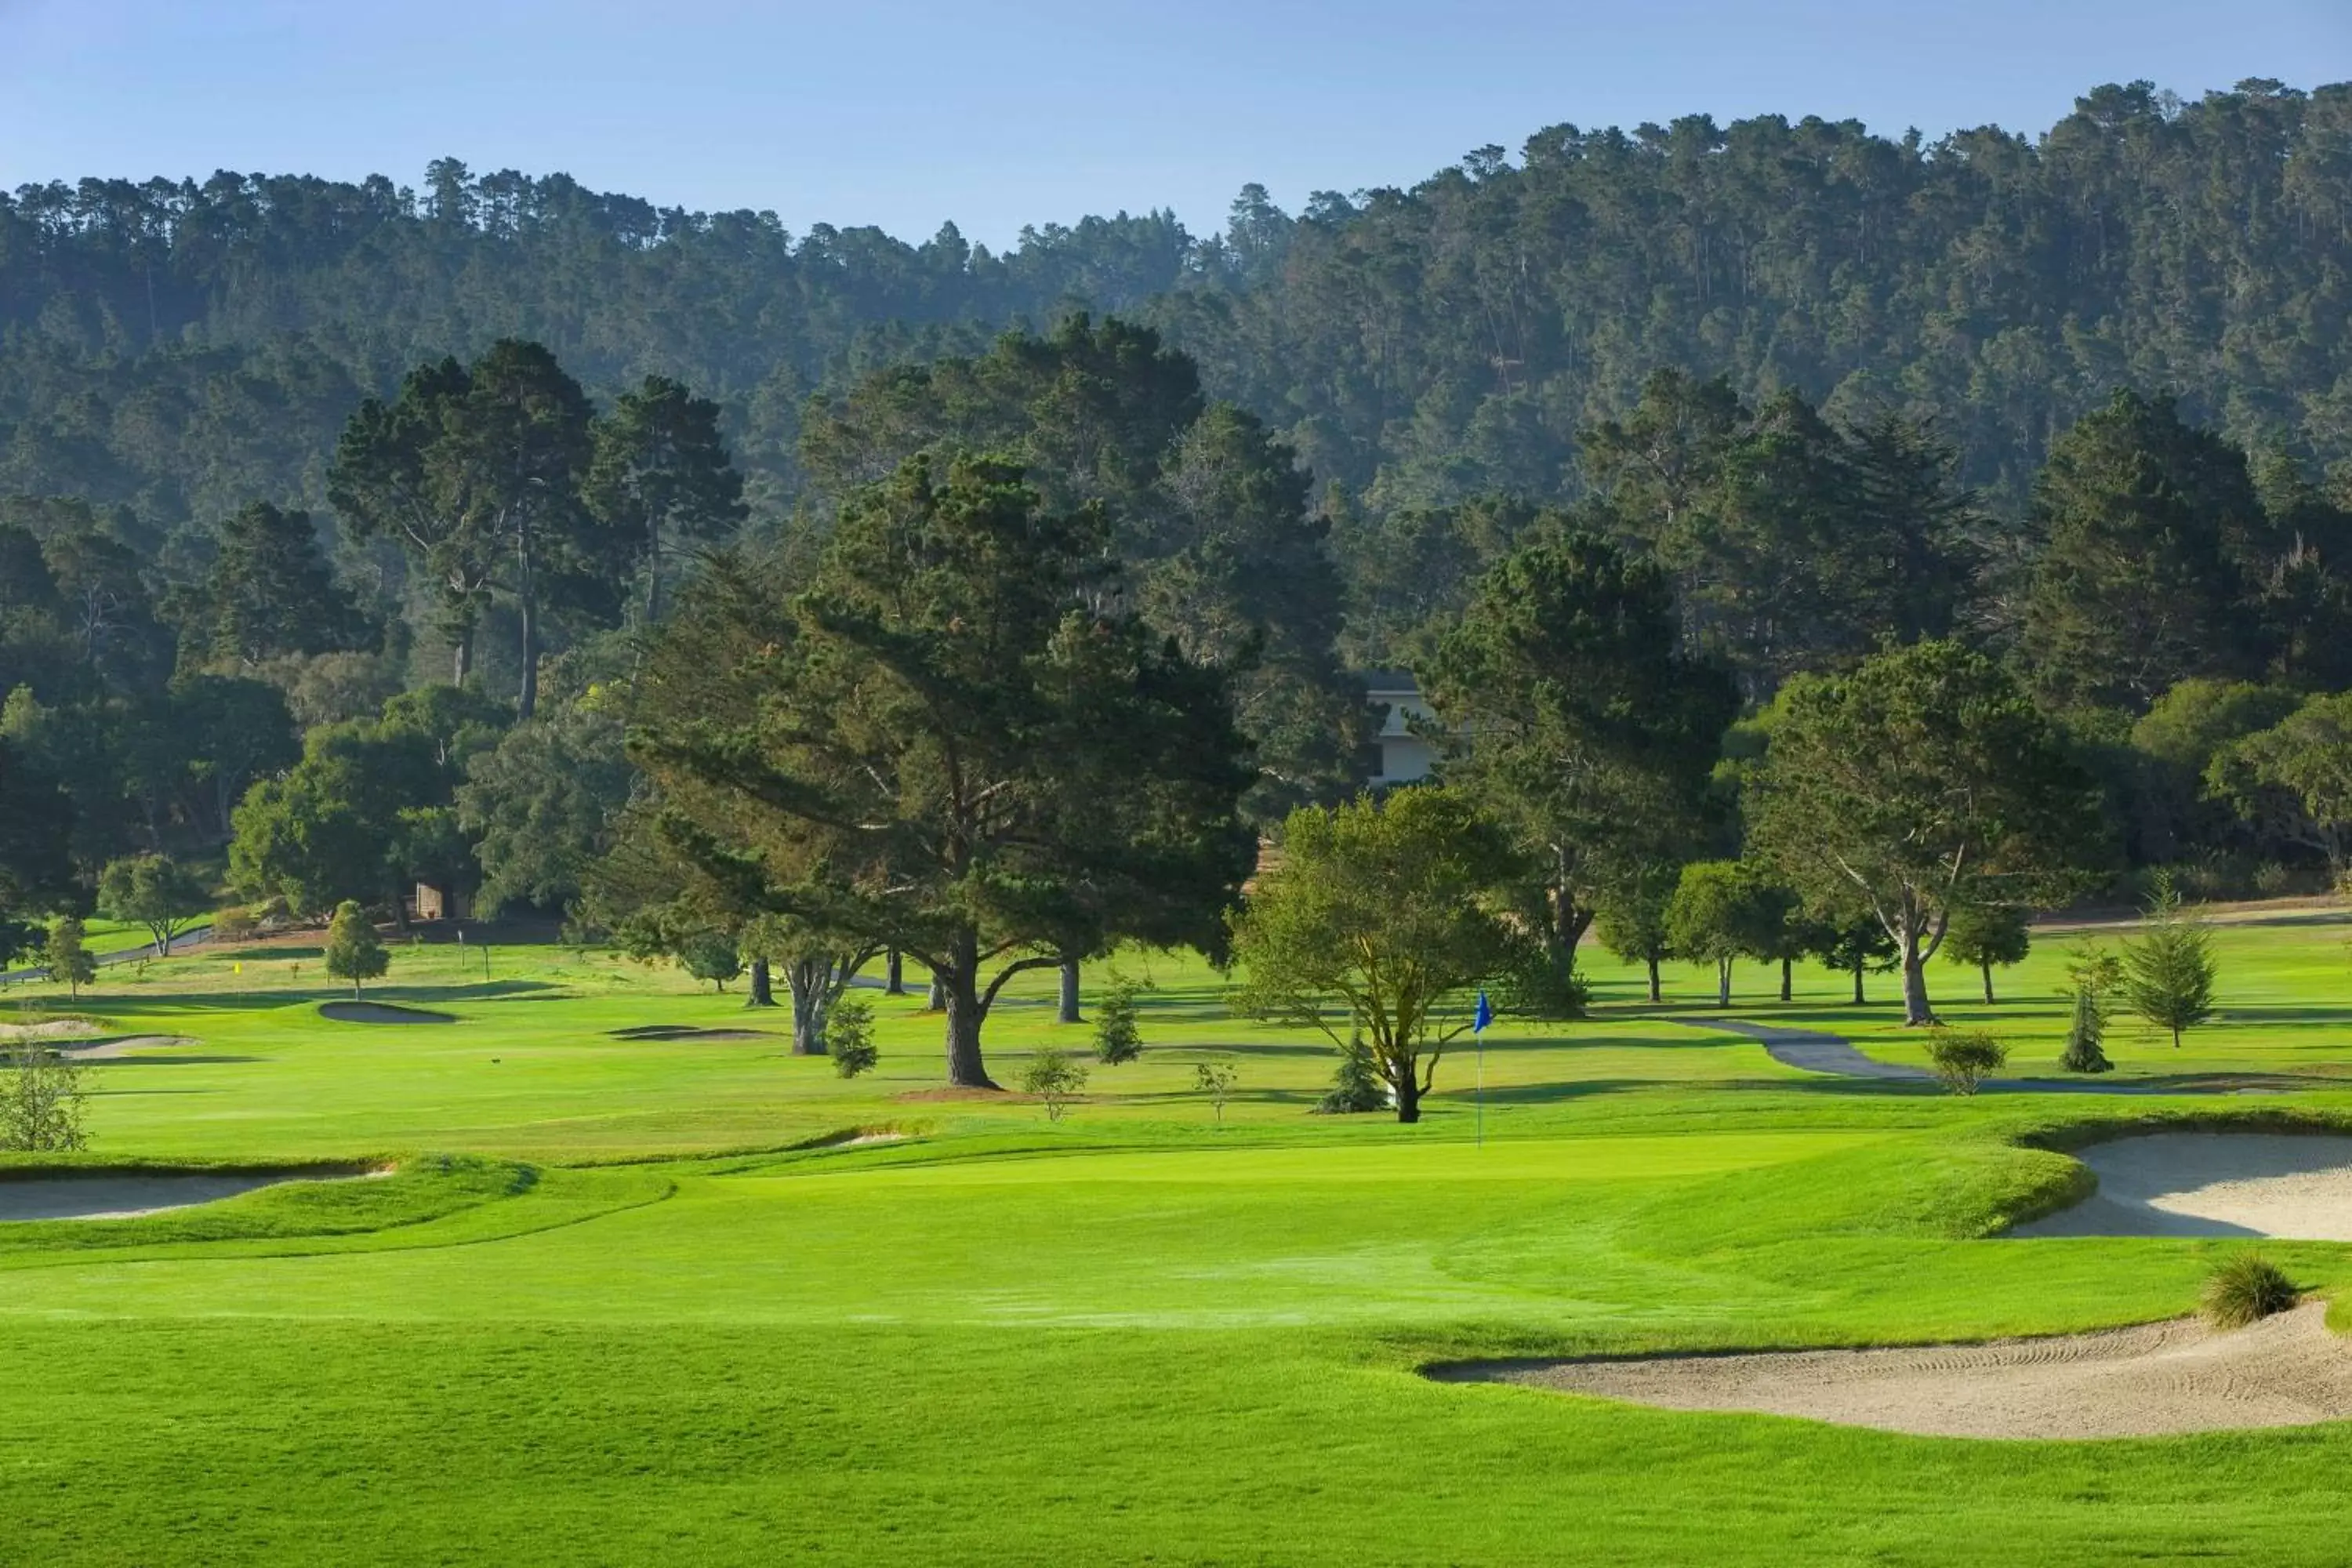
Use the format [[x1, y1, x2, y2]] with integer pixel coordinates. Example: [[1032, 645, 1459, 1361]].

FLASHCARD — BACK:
[[1092, 977, 1143, 1065], [2120, 877, 2218, 1049]]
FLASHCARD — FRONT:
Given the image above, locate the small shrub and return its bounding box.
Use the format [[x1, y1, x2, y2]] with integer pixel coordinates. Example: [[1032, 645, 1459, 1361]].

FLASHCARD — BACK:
[[2252, 860, 2299, 899], [2059, 985, 2114, 1074], [1313, 1032, 1388, 1114], [42, 917, 96, 1001], [826, 997, 878, 1079], [1020, 1046, 1088, 1121], [0, 1043, 88, 1152], [2202, 1253, 2297, 1329], [1193, 1060, 1239, 1125], [212, 906, 257, 942], [1093, 977, 1142, 1065], [1926, 1029, 2007, 1095]]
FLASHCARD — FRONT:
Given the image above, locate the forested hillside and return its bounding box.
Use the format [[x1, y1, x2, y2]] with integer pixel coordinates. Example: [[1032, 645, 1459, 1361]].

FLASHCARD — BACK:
[[5, 77, 2348, 540]]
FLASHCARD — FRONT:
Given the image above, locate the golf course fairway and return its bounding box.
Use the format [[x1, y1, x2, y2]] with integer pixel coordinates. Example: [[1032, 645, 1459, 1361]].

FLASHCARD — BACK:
[[5, 914, 2352, 1564]]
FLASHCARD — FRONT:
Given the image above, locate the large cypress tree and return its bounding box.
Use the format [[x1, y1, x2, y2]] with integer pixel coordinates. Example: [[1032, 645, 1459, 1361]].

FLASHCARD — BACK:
[[629, 452, 1256, 1089]]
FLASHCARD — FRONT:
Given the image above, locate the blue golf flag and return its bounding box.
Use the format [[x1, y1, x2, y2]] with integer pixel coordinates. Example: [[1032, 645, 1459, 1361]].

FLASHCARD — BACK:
[[1473, 990, 1494, 1034]]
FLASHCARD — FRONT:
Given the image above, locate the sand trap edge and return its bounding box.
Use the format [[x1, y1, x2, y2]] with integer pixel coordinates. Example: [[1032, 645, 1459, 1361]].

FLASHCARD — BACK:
[[1428, 1302, 2352, 1439], [319, 1001, 456, 1025]]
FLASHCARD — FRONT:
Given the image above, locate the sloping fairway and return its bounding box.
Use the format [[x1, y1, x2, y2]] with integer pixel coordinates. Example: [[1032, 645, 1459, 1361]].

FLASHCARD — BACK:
[[7, 920, 2352, 1563]]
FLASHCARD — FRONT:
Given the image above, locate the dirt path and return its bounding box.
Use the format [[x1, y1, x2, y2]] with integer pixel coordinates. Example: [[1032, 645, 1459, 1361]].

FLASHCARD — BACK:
[[1436, 1302, 2352, 1438], [1682, 1016, 2241, 1094]]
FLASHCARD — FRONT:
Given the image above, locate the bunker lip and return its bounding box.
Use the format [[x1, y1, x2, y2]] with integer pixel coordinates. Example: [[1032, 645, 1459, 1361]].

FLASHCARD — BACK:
[[0, 1163, 394, 1223], [2009, 1131, 2352, 1240], [1430, 1302, 2352, 1439], [608, 1025, 781, 1042], [318, 1001, 456, 1024]]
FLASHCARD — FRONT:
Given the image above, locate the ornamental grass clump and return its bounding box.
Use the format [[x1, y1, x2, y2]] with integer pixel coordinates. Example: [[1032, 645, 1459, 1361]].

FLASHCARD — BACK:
[[2202, 1253, 2297, 1329], [1926, 1029, 2006, 1095]]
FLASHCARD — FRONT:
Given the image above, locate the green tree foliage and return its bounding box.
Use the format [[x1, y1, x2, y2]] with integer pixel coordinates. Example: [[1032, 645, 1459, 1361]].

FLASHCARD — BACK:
[[2121, 877, 2219, 1048], [331, 341, 615, 713], [229, 689, 500, 915], [1230, 788, 1526, 1123], [2061, 985, 2115, 1074], [1312, 1031, 1389, 1114], [1592, 862, 1679, 1004], [628, 453, 1256, 1089], [1749, 641, 2107, 1025], [585, 376, 748, 626], [2208, 692, 2352, 877], [321, 899, 389, 997], [1940, 906, 2032, 1005], [1582, 376, 1984, 692], [0, 735, 75, 964], [96, 852, 209, 959], [1801, 906, 1900, 1006], [1661, 861, 1791, 1008], [41, 916, 96, 1000], [800, 318, 1367, 823], [1417, 532, 1736, 1010], [2019, 391, 2274, 710], [826, 996, 878, 1079], [1092, 977, 1144, 1065], [677, 931, 742, 993], [165, 503, 372, 670], [0, 1043, 88, 1152], [2128, 679, 2302, 863], [456, 689, 633, 916]]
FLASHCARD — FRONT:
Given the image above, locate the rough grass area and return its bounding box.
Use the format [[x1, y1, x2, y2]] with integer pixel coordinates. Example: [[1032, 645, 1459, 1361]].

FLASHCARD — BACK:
[[5, 915, 2352, 1562]]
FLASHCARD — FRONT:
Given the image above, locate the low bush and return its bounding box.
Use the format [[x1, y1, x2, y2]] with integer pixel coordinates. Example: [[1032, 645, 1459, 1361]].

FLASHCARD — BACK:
[[1926, 1029, 2007, 1095], [2203, 1253, 2297, 1328], [212, 907, 257, 941]]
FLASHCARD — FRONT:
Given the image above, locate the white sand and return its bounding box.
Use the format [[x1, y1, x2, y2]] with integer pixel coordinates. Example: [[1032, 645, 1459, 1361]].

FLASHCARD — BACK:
[[2013, 1133, 2352, 1240], [0, 1169, 382, 1223], [1443, 1304, 2352, 1438]]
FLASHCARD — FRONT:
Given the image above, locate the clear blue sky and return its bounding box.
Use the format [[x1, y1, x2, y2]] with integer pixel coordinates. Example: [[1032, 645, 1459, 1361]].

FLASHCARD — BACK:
[[3, 0, 2348, 249]]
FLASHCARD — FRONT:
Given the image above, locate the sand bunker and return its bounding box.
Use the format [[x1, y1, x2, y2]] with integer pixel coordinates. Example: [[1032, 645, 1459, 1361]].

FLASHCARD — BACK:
[[56, 1034, 200, 1059], [318, 1001, 456, 1025], [1439, 1304, 2352, 1438], [0, 1168, 385, 1223], [2012, 1133, 2352, 1240], [608, 1025, 779, 1042]]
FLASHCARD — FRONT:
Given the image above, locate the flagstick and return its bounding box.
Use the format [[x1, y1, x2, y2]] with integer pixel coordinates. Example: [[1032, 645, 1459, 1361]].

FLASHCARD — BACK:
[[1475, 1034, 1484, 1149]]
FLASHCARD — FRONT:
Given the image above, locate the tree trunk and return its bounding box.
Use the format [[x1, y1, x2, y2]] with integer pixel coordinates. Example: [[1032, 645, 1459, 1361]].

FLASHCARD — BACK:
[[745, 956, 775, 1008], [924, 976, 945, 1011], [1057, 956, 1080, 1024], [1900, 948, 1935, 1026], [787, 961, 826, 1055], [1645, 956, 1662, 1004], [941, 973, 996, 1088], [885, 950, 904, 995], [516, 540, 539, 720], [1392, 1065, 1421, 1124], [1851, 958, 1866, 1006], [1779, 956, 1792, 1003], [1716, 957, 1733, 1008], [452, 630, 471, 688], [1981, 963, 1995, 1006]]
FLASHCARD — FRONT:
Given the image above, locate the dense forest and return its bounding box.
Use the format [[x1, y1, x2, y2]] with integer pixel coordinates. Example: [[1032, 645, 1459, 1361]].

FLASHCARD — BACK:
[[6, 77, 2350, 536], [9, 74, 2352, 995]]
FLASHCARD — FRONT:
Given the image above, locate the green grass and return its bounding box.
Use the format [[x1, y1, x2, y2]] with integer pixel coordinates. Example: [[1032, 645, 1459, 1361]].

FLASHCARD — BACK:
[[4, 913, 2352, 1563]]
